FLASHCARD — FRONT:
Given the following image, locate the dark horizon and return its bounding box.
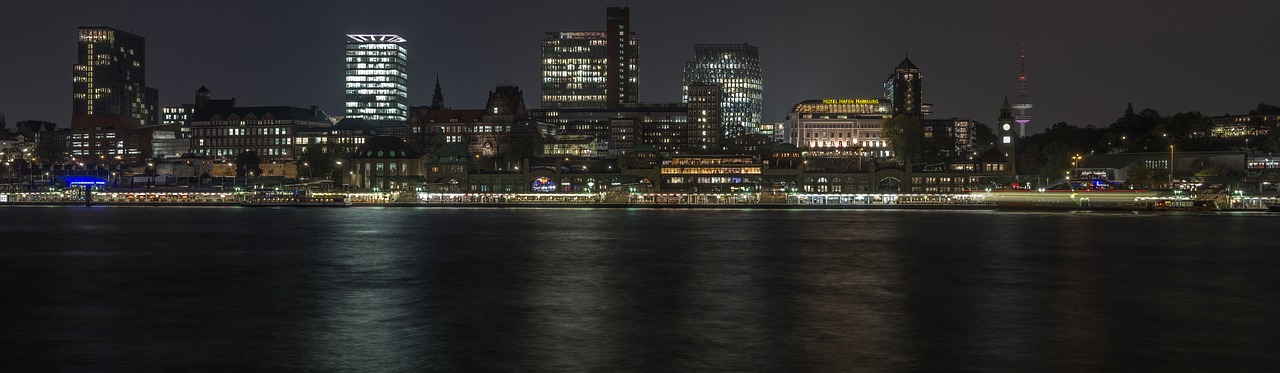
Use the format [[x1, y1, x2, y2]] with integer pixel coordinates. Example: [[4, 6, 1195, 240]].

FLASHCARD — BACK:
[[2, 0, 1277, 132]]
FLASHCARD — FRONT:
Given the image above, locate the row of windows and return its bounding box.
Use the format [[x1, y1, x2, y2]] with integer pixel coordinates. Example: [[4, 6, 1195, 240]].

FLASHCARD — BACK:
[[660, 167, 762, 175]]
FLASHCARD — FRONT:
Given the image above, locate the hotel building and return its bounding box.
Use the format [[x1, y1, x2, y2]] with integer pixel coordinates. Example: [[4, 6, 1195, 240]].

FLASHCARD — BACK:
[[784, 99, 892, 157]]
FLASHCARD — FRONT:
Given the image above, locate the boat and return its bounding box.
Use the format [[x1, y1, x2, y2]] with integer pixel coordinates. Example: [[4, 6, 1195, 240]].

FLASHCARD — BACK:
[[240, 190, 351, 207], [1153, 199, 1219, 211]]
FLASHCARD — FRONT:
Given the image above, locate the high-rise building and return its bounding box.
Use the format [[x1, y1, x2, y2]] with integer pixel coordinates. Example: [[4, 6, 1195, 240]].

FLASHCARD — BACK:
[[884, 56, 923, 117], [73, 26, 159, 125], [605, 7, 638, 108], [540, 7, 640, 109], [685, 84, 722, 152], [683, 43, 763, 140], [345, 34, 408, 124]]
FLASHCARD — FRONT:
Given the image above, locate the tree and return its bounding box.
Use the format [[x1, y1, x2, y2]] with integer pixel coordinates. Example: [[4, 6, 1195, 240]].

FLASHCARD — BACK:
[[973, 121, 997, 150], [1127, 163, 1157, 189], [234, 150, 263, 178], [297, 143, 345, 179], [1249, 103, 1280, 116], [881, 115, 925, 164], [1039, 140, 1074, 182], [34, 134, 68, 164]]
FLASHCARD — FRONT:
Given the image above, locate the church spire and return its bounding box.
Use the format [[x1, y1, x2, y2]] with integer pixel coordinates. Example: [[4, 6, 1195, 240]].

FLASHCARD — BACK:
[[430, 74, 444, 110]]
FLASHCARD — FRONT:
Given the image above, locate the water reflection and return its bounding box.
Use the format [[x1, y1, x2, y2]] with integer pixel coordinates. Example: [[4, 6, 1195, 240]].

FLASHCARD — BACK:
[[2, 207, 1278, 371]]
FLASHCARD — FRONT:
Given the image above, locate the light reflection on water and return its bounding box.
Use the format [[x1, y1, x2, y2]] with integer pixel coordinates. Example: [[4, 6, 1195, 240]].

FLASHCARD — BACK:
[[0, 206, 1277, 371]]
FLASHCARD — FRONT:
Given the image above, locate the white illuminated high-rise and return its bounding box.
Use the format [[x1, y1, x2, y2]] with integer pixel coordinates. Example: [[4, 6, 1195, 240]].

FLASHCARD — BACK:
[[345, 34, 408, 123]]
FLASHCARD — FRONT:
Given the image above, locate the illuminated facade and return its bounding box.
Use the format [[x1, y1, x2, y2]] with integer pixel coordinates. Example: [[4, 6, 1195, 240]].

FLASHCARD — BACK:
[[923, 118, 978, 159], [73, 27, 159, 125], [684, 44, 763, 139], [1210, 114, 1279, 137], [659, 155, 763, 192], [783, 99, 891, 157], [190, 103, 332, 162], [884, 56, 923, 117], [540, 7, 639, 109], [531, 103, 688, 154], [686, 84, 722, 152], [345, 34, 408, 123]]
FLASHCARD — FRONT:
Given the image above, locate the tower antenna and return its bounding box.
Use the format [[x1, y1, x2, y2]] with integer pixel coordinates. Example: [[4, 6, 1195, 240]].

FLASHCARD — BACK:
[[1012, 44, 1034, 137]]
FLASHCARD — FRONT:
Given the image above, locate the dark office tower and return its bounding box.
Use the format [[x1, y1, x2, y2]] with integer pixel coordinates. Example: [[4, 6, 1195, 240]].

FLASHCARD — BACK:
[[73, 26, 159, 125], [686, 84, 723, 152], [884, 56, 923, 117], [541, 7, 640, 109], [345, 34, 408, 123], [683, 43, 762, 139], [605, 7, 638, 108]]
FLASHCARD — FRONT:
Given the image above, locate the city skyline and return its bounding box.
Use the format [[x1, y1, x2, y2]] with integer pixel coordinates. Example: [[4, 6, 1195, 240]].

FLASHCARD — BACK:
[[2, 0, 1277, 132]]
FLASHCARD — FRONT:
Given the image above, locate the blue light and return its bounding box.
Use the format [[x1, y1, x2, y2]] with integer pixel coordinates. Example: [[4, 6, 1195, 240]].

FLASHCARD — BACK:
[[62, 176, 107, 186]]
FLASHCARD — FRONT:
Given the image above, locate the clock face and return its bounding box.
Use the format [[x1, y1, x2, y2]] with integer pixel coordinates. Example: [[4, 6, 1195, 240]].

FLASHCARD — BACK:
[[1002, 123, 1011, 131]]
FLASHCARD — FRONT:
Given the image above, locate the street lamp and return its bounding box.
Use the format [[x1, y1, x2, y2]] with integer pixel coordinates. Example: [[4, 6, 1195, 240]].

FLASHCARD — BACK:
[[1169, 144, 1175, 188]]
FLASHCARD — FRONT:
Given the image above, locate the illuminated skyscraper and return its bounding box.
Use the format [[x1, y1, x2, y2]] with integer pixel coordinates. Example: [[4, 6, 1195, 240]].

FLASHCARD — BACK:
[[541, 7, 639, 109], [683, 43, 763, 140], [73, 26, 159, 125], [345, 34, 408, 123]]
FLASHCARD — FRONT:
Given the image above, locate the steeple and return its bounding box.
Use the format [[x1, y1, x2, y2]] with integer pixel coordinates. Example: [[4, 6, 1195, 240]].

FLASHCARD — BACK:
[[430, 74, 444, 110]]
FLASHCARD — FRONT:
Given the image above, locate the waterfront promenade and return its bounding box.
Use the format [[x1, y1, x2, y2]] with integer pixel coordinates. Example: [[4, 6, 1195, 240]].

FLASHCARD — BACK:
[[2, 189, 1275, 210]]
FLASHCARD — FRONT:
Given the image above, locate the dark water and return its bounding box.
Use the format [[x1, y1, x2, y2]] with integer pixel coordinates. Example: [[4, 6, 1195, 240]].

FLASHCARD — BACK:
[[1, 206, 1277, 372]]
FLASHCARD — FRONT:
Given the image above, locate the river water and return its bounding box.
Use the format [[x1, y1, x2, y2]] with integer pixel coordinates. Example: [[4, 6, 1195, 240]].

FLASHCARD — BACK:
[[1, 206, 1276, 371]]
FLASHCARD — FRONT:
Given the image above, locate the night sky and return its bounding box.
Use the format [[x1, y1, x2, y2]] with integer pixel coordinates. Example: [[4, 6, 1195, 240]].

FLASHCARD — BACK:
[[2, 0, 1277, 133]]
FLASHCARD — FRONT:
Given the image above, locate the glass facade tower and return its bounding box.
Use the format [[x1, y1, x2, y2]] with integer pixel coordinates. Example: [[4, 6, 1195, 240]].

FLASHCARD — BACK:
[[683, 44, 763, 140], [345, 34, 408, 123], [73, 26, 159, 125]]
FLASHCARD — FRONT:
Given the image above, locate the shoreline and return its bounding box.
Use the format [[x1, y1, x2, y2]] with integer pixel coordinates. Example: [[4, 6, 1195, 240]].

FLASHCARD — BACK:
[[1, 201, 1271, 212]]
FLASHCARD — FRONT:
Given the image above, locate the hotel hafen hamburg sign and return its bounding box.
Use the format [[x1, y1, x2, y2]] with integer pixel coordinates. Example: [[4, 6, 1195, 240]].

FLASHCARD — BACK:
[[822, 99, 879, 105]]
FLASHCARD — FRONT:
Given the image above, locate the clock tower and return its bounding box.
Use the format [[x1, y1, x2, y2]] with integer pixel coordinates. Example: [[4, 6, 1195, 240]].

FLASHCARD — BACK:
[[997, 96, 1017, 174]]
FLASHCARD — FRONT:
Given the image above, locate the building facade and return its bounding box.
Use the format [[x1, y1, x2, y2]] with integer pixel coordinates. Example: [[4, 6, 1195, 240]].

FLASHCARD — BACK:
[[684, 44, 763, 139], [1209, 114, 1280, 137], [686, 84, 723, 152], [541, 7, 639, 109], [190, 103, 332, 162], [344, 34, 408, 123], [923, 118, 978, 160], [531, 102, 689, 155], [884, 56, 923, 117], [73, 26, 159, 126], [783, 99, 891, 157]]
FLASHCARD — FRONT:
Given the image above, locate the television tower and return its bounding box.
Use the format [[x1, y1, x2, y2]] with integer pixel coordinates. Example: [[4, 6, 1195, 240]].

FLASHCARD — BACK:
[[1012, 45, 1033, 137]]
